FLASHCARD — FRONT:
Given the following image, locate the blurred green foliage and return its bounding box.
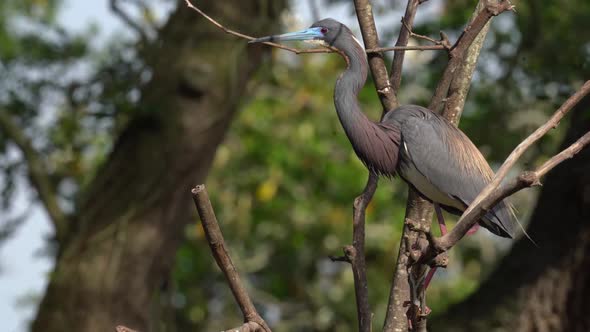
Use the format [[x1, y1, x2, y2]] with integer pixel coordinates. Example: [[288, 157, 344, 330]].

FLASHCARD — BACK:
[[0, 0, 588, 331]]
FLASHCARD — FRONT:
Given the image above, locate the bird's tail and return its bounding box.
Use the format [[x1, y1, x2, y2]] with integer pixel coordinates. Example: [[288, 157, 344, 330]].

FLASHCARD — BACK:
[[483, 200, 537, 246]]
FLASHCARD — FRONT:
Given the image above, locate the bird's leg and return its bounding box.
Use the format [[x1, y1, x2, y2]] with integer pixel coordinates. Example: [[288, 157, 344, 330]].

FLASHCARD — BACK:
[[423, 204, 447, 290], [467, 223, 481, 235], [434, 203, 448, 236], [407, 265, 429, 327]]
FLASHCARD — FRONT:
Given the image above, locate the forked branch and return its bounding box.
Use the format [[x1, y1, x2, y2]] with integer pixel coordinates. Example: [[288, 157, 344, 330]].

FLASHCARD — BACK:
[[432, 81, 590, 251], [390, 0, 422, 95]]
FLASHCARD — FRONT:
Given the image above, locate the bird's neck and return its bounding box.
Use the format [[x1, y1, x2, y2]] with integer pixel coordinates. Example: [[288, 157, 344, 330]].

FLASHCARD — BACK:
[[334, 42, 368, 124], [334, 40, 377, 156]]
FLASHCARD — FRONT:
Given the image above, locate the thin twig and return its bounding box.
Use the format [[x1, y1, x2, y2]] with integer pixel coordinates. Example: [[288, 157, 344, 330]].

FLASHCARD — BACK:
[[390, 0, 422, 94], [401, 17, 452, 50], [191, 185, 271, 332], [433, 81, 590, 251], [368, 44, 446, 53], [184, 0, 445, 57], [184, 0, 332, 54]]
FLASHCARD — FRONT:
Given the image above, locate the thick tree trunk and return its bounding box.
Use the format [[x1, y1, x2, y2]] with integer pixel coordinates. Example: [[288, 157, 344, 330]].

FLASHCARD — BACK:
[[431, 97, 590, 331], [31, 1, 285, 331]]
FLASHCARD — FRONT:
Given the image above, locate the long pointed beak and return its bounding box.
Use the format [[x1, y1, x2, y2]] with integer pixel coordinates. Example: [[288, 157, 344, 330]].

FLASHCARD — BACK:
[[249, 27, 323, 44]]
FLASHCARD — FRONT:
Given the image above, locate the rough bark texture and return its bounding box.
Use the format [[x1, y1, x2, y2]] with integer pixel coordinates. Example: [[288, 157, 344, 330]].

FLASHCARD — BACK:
[[31, 1, 285, 331], [432, 96, 590, 332]]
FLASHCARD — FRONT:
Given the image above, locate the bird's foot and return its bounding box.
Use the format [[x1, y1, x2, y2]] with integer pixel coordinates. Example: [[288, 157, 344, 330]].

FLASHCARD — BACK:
[[405, 301, 432, 330]]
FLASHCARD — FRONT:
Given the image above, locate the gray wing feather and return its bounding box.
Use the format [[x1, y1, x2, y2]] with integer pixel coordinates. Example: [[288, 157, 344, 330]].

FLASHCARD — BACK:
[[383, 105, 516, 238]]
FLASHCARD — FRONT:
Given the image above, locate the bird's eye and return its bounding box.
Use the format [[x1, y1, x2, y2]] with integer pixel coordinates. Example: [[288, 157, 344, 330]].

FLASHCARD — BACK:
[[320, 27, 328, 34]]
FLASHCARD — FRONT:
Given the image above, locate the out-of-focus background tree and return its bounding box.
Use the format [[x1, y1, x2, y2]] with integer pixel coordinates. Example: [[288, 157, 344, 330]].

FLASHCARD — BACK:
[[0, 0, 588, 331]]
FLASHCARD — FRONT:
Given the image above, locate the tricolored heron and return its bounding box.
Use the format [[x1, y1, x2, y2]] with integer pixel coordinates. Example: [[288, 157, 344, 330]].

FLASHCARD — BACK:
[[250, 19, 520, 239]]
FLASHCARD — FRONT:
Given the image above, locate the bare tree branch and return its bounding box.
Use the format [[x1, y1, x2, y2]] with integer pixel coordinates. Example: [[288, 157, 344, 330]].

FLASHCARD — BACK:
[[330, 174, 378, 332], [400, 18, 452, 51], [191, 185, 271, 332], [185, 0, 445, 56], [442, 0, 493, 124], [390, 0, 421, 93], [0, 111, 68, 239], [185, 0, 332, 54], [368, 45, 446, 53], [432, 130, 590, 252], [353, 0, 398, 112], [432, 81, 590, 251], [429, 0, 515, 112]]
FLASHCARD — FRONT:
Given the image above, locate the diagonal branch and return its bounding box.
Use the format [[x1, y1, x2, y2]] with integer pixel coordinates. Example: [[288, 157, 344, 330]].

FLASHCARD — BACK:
[[442, 0, 494, 124], [429, 0, 515, 112], [432, 81, 590, 251], [0, 111, 68, 239], [191, 185, 271, 332], [353, 0, 398, 112], [434, 130, 590, 252]]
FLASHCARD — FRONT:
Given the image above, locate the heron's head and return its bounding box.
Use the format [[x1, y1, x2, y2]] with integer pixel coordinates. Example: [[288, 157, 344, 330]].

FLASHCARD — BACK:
[[249, 18, 363, 52]]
